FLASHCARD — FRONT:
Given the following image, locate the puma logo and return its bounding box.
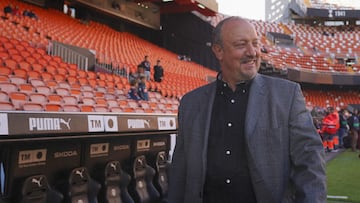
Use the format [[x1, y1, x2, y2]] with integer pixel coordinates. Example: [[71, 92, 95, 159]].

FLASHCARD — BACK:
[[60, 118, 71, 130], [31, 176, 43, 187], [137, 158, 144, 165], [110, 162, 117, 170], [143, 120, 150, 128], [75, 168, 85, 178]]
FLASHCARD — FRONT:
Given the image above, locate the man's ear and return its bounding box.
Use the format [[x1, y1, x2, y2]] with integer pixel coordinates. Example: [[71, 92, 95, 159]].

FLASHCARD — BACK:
[[212, 44, 223, 60]]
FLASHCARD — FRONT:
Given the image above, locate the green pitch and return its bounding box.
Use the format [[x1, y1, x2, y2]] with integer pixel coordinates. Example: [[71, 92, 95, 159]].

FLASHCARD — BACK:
[[326, 150, 360, 203]]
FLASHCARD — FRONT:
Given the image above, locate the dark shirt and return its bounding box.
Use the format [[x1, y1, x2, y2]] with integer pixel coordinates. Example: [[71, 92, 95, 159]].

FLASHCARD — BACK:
[[127, 87, 140, 101], [154, 65, 164, 82], [339, 113, 348, 129], [141, 60, 151, 72], [138, 82, 148, 101], [4, 6, 12, 14], [203, 75, 256, 203], [348, 115, 359, 130]]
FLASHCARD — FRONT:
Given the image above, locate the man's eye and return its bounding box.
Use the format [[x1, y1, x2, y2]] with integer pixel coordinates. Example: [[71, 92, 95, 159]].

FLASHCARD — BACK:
[[235, 44, 245, 48]]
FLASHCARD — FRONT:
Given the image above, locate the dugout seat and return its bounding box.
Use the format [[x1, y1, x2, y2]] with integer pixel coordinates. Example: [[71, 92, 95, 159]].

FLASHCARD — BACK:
[[104, 161, 134, 203], [20, 174, 63, 203], [132, 155, 160, 203], [154, 151, 169, 198], [68, 167, 101, 203]]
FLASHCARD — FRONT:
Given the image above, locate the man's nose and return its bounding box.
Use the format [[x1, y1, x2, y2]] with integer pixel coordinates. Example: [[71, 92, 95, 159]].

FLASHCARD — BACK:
[[246, 44, 257, 56]]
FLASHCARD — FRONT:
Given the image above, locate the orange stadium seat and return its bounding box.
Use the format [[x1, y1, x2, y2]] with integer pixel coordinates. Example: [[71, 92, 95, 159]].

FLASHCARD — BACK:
[[0, 66, 12, 76], [82, 97, 96, 106], [94, 105, 109, 112], [31, 63, 45, 72], [0, 90, 9, 102], [54, 74, 66, 83], [13, 69, 27, 79], [29, 93, 47, 104], [18, 83, 34, 95], [0, 75, 9, 83], [0, 52, 9, 61], [55, 87, 70, 96], [30, 78, 46, 87], [47, 94, 63, 105], [4, 59, 17, 69], [9, 76, 26, 86], [80, 105, 94, 112], [41, 72, 54, 81], [57, 67, 68, 75], [78, 77, 88, 86], [27, 70, 41, 80], [63, 104, 80, 112], [9, 92, 28, 110], [0, 82, 18, 93], [23, 102, 44, 111], [0, 101, 15, 110], [110, 106, 123, 112], [11, 54, 23, 63], [44, 103, 62, 112], [62, 95, 78, 105]]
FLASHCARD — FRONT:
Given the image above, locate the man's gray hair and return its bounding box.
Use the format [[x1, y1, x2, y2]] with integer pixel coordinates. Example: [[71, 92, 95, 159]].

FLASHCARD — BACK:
[[212, 16, 244, 47]]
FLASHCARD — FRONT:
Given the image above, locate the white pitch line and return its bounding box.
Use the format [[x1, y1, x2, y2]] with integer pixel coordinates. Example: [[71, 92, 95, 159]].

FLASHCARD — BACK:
[[327, 195, 349, 199]]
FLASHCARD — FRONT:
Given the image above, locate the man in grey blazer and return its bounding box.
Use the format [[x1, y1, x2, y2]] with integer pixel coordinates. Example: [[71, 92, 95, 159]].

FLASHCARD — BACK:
[[167, 17, 326, 203]]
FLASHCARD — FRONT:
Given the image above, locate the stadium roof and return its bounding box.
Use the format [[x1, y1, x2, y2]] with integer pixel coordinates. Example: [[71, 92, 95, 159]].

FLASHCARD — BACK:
[[134, 0, 218, 16]]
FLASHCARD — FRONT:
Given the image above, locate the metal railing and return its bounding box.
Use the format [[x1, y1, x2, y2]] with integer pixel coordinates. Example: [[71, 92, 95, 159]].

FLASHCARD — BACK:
[[49, 41, 89, 71]]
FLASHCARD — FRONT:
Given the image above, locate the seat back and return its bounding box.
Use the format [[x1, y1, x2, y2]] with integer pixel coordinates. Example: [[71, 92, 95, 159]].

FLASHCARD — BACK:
[[155, 151, 169, 198], [20, 174, 63, 203], [68, 167, 100, 203], [133, 155, 160, 203], [104, 161, 134, 203]]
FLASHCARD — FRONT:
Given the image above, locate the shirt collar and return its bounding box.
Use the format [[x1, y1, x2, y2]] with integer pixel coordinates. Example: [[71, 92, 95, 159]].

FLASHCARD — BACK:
[[216, 72, 253, 91]]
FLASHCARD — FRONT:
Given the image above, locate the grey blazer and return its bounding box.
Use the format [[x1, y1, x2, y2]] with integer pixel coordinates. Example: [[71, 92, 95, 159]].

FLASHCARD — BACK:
[[168, 73, 326, 203]]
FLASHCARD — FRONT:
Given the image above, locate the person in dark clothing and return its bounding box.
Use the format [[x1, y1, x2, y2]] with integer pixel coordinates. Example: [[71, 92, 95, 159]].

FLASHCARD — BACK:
[[167, 16, 326, 203], [153, 60, 164, 82], [3, 4, 12, 16], [12, 5, 20, 16], [338, 109, 349, 148], [127, 80, 141, 101], [140, 55, 151, 81], [138, 76, 149, 101], [129, 64, 145, 84], [347, 109, 359, 152]]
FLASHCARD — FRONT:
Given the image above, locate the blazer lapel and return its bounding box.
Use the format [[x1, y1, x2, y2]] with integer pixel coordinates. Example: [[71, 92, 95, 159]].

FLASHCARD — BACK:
[[199, 82, 217, 185], [245, 74, 277, 203], [245, 74, 266, 142]]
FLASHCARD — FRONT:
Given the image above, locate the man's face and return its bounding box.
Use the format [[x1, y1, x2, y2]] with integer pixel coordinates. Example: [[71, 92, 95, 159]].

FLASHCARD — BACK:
[[213, 19, 261, 82]]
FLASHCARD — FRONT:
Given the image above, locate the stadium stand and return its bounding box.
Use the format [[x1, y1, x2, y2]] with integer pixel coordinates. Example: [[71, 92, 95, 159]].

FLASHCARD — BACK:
[[0, 2, 358, 108], [0, 0, 359, 202], [2, 8, 355, 111]]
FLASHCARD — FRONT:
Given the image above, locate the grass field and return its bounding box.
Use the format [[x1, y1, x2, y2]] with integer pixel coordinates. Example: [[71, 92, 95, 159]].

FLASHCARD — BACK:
[[326, 150, 360, 203]]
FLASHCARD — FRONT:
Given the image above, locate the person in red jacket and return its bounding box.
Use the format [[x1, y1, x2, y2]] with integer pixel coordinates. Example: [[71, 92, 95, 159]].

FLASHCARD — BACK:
[[321, 106, 340, 152]]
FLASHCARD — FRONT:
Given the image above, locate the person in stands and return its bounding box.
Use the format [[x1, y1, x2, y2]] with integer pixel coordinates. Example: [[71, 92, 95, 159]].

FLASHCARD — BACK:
[[3, 4, 13, 16], [140, 55, 151, 81], [167, 16, 326, 203], [138, 75, 149, 101], [153, 59, 164, 82], [127, 79, 141, 101]]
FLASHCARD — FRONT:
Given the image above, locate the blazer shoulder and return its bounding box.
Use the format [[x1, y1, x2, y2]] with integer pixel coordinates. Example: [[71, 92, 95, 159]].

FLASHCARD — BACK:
[[180, 82, 215, 103], [258, 74, 298, 89]]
